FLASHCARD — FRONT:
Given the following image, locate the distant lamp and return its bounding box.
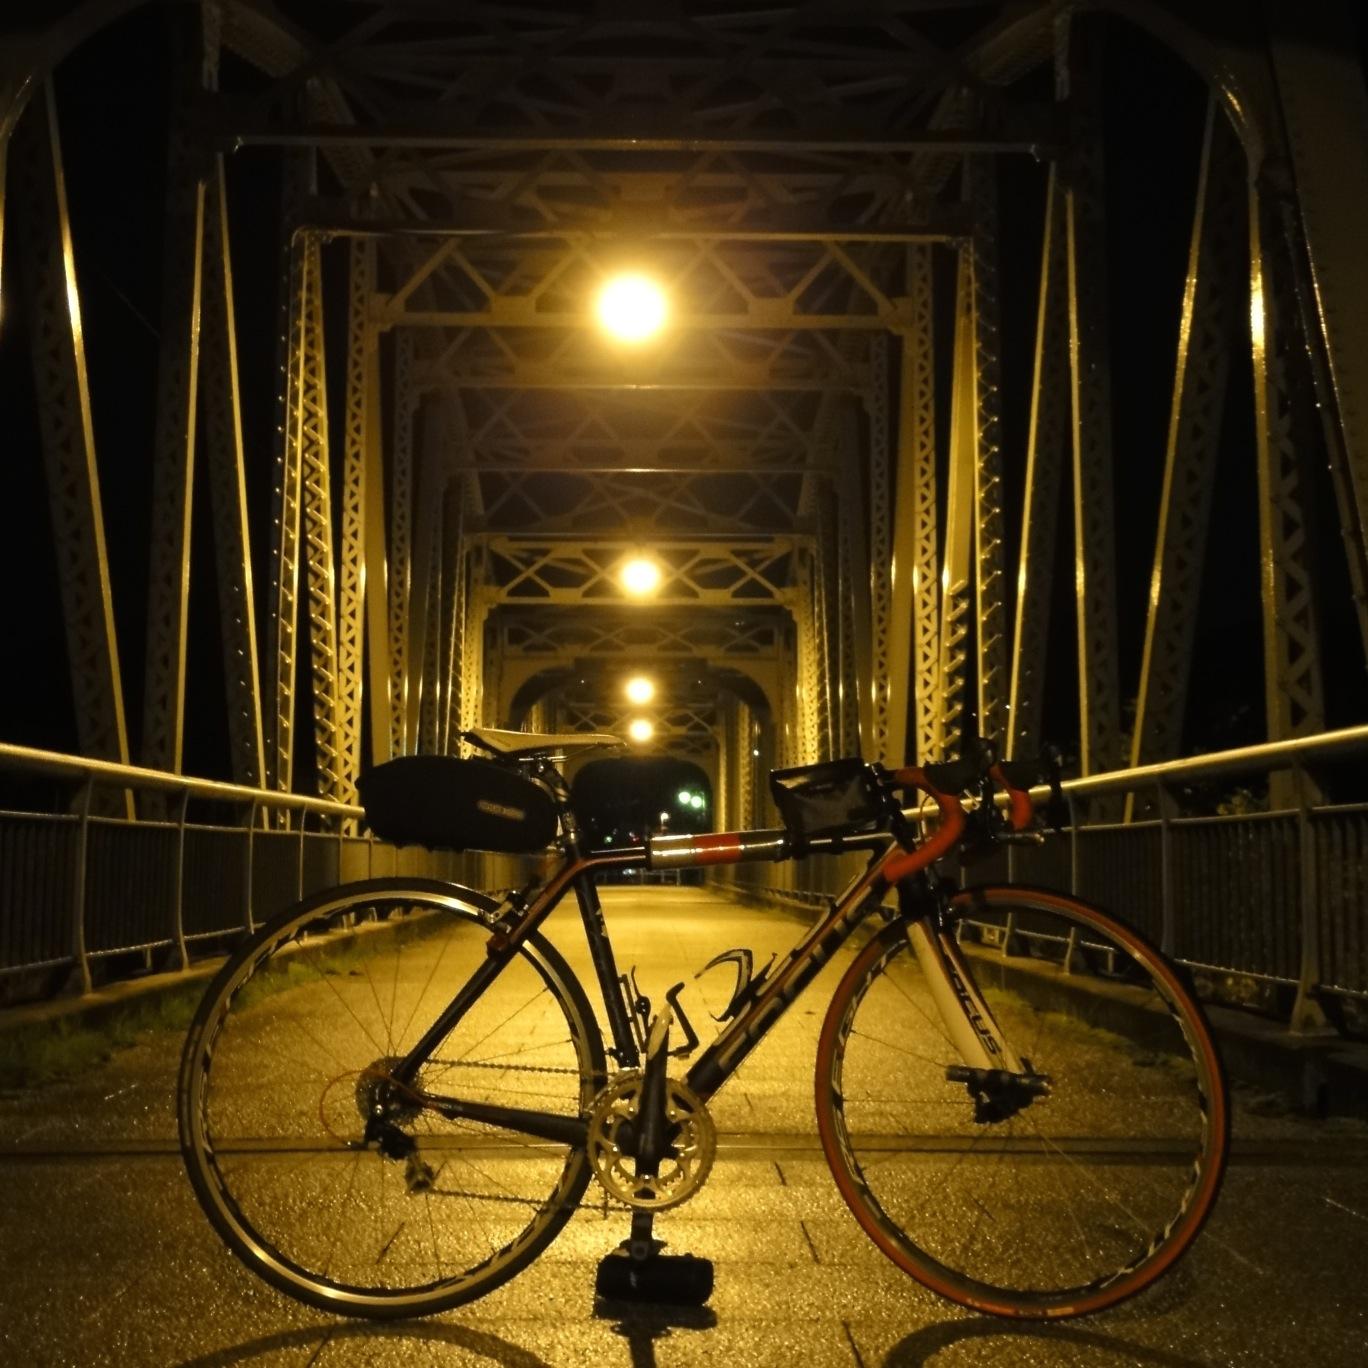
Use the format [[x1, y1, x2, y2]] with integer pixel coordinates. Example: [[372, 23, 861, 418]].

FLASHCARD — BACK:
[[677, 789, 693, 806], [627, 718, 654, 743], [690, 793, 706, 811], [596, 273, 668, 343], [620, 556, 662, 597], [625, 675, 656, 705]]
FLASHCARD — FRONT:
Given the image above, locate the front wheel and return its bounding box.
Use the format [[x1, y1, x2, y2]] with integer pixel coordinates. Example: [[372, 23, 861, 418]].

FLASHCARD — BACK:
[[815, 885, 1228, 1319], [178, 879, 606, 1319]]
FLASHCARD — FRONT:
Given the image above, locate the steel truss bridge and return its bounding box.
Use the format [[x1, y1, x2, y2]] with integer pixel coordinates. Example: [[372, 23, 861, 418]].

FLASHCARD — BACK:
[[0, 1, 1366, 1040]]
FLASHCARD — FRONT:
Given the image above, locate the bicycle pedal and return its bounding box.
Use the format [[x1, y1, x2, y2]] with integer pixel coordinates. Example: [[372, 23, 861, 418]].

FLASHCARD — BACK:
[[594, 1249, 714, 1306]]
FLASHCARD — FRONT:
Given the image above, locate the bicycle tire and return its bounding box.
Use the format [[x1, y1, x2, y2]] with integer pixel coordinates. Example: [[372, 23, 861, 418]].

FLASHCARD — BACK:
[[178, 878, 606, 1319], [815, 884, 1228, 1319]]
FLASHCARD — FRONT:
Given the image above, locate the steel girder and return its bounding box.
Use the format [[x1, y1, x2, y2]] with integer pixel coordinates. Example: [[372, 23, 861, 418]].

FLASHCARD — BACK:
[[1007, 166, 1068, 762], [967, 155, 1009, 751], [1250, 179, 1327, 786], [1129, 101, 1245, 794], [1266, 0, 1368, 662], [866, 334, 894, 766], [937, 251, 976, 761], [10, 82, 131, 792], [1060, 15, 1121, 785], [890, 246, 939, 768], [140, 6, 207, 780], [387, 330, 415, 757]]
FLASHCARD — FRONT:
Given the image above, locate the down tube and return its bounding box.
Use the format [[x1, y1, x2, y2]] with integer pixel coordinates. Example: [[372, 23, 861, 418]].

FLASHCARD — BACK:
[[685, 861, 886, 1101]]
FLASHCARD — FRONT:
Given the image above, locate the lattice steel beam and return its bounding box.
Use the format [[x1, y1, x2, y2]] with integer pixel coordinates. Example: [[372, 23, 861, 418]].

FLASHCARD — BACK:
[[1008, 166, 1068, 762], [141, 6, 207, 779], [388, 330, 415, 756], [1130, 101, 1245, 788], [938, 251, 976, 761], [479, 537, 805, 607], [867, 335, 894, 763], [1250, 178, 1327, 774], [890, 246, 938, 768], [1060, 16, 1121, 781], [202, 155, 264, 790], [967, 156, 1009, 751], [493, 608, 785, 663], [12, 82, 131, 788]]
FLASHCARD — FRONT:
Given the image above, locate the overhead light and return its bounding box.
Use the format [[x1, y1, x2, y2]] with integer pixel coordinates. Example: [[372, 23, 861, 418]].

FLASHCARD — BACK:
[[690, 793, 706, 810], [625, 675, 656, 704], [596, 273, 668, 343], [620, 556, 662, 597], [627, 718, 654, 743], [677, 789, 693, 806]]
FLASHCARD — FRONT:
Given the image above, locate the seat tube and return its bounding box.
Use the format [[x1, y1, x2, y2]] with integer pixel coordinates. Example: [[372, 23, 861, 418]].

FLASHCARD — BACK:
[[573, 872, 640, 1067], [904, 919, 1024, 1073]]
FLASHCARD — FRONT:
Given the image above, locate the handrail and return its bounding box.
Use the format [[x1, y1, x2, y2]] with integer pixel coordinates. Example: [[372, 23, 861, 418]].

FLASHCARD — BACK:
[[0, 739, 364, 820], [1050, 723, 1368, 800]]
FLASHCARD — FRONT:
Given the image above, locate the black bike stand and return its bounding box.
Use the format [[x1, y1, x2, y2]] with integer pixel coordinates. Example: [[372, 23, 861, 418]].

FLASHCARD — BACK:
[[594, 1211, 714, 1306]]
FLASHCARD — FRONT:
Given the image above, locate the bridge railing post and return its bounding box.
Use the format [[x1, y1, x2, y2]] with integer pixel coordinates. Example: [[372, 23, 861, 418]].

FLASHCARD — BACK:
[[1290, 763, 1330, 1035], [1158, 783, 1177, 959], [243, 801, 257, 935], [69, 780, 93, 995], [172, 789, 190, 971]]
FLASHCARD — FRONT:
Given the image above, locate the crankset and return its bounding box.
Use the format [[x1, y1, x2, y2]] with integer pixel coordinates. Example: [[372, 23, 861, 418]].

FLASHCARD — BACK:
[[586, 1071, 716, 1210]]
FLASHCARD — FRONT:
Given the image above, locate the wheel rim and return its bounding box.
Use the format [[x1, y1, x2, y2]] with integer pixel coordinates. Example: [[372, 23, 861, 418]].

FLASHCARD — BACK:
[[182, 890, 600, 1312], [819, 889, 1227, 1316]]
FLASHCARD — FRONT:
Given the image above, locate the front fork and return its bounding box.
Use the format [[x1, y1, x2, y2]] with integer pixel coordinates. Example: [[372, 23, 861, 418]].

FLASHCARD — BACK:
[[901, 892, 1050, 1122]]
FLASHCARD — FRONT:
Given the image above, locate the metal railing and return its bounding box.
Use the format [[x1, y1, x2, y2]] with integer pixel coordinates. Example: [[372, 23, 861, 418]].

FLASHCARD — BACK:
[[722, 725, 1368, 1036], [0, 741, 502, 1000]]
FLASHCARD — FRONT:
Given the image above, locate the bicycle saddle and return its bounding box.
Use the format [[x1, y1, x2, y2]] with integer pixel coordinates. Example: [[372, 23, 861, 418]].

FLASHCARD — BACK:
[[465, 727, 624, 758]]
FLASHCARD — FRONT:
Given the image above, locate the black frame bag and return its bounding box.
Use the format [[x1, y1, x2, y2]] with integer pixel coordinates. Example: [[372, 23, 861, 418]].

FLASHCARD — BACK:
[[358, 756, 559, 853], [768, 757, 883, 839]]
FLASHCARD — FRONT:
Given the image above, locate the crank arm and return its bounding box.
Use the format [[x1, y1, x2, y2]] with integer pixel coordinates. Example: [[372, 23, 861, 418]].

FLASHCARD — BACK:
[[421, 1093, 588, 1147]]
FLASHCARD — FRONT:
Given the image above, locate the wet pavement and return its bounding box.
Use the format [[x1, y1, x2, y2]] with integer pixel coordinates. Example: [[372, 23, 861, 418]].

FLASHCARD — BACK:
[[1, 886, 1366, 1367]]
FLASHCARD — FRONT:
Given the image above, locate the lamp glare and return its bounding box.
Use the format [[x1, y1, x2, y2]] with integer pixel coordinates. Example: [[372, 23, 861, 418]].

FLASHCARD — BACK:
[[596, 274, 668, 342], [620, 557, 662, 597], [625, 675, 656, 704], [627, 718, 654, 743]]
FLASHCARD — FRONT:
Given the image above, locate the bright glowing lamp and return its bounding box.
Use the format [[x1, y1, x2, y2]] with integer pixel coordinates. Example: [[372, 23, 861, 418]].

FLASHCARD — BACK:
[[690, 793, 705, 810], [627, 718, 654, 743], [677, 789, 693, 805], [625, 675, 656, 704], [596, 273, 668, 343], [620, 556, 662, 597]]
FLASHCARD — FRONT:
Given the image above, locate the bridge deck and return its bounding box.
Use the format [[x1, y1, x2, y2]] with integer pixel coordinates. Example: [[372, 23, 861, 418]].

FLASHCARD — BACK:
[[1, 887, 1365, 1366]]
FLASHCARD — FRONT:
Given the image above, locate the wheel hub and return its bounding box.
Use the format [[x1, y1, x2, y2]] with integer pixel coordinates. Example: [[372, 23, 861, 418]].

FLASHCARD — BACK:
[[355, 1056, 422, 1127]]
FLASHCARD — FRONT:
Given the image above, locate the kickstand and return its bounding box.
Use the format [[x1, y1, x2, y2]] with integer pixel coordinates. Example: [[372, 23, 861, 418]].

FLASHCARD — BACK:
[[594, 1208, 713, 1306]]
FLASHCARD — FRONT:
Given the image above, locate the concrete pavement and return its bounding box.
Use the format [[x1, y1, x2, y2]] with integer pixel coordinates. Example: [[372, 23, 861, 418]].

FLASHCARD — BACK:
[[1, 887, 1366, 1367]]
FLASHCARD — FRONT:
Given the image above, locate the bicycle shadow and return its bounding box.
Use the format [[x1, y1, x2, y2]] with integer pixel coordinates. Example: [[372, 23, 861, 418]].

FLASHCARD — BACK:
[[885, 1300, 1211, 1368], [172, 1322, 555, 1368], [594, 1299, 718, 1368]]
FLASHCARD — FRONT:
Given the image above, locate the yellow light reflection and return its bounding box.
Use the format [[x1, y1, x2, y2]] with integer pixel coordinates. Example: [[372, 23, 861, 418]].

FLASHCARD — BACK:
[[625, 675, 656, 704]]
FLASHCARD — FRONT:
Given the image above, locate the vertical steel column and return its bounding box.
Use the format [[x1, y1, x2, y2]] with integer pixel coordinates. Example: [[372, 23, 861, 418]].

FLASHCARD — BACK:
[[966, 157, 1009, 748], [866, 335, 894, 764], [389, 330, 416, 756], [202, 155, 264, 791], [362, 292, 391, 767], [410, 395, 445, 753], [1267, 0, 1368, 662], [1129, 101, 1245, 807], [1249, 177, 1327, 801], [892, 246, 939, 768], [297, 233, 342, 802], [1059, 15, 1122, 783], [938, 251, 976, 760], [141, 7, 207, 778], [438, 472, 467, 754], [794, 548, 824, 765], [265, 154, 308, 802], [836, 408, 870, 756], [1008, 168, 1069, 761], [337, 238, 374, 799], [12, 84, 131, 790]]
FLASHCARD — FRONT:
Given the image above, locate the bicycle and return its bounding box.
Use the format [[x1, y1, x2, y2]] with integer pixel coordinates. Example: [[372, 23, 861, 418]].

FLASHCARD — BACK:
[[177, 729, 1229, 1322]]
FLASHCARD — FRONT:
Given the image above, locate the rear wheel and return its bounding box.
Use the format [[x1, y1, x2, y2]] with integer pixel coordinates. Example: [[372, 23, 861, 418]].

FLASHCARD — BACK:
[[816, 885, 1228, 1319], [178, 879, 605, 1318]]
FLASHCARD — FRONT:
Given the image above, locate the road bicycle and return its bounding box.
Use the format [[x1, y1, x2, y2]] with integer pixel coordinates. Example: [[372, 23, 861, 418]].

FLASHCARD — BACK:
[[178, 729, 1229, 1323]]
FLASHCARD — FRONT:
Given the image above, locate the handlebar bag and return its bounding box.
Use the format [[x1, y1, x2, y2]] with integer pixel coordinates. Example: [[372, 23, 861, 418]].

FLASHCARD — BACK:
[[359, 756, 559, 853], [768, 757, 883, 838]]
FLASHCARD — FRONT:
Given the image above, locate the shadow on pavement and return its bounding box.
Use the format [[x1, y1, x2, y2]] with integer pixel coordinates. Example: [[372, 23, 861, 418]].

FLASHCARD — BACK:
[[884, 1317, 1212, 1367], [173, 1322, 555, 1368], [595, 1300, 719, 1368]]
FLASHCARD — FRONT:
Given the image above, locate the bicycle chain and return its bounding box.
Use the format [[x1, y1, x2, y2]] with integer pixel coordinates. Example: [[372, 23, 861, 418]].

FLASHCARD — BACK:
[[427, 1057, 581, 1078]]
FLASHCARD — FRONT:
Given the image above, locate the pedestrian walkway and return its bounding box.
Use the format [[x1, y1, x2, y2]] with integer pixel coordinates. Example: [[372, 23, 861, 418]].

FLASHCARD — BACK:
[[1, 887, 1365, 1366]]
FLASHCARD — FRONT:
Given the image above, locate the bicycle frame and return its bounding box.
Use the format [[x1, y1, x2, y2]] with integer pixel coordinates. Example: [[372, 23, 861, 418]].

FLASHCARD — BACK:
[[394, 791, 1030, 1141]]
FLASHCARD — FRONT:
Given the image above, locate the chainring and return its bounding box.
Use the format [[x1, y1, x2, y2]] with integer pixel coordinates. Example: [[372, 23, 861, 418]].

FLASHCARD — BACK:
[[586, 1071, 716, 1211]]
